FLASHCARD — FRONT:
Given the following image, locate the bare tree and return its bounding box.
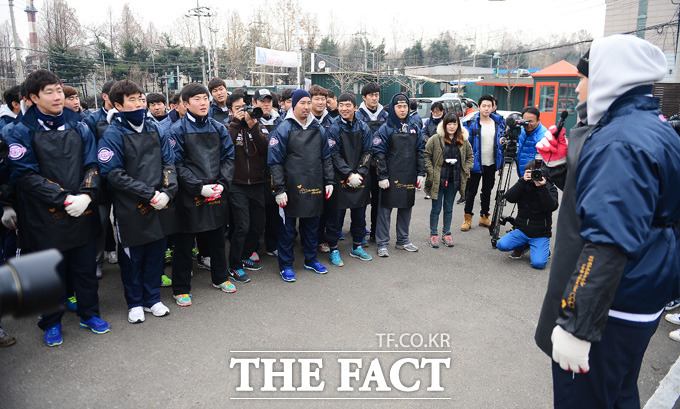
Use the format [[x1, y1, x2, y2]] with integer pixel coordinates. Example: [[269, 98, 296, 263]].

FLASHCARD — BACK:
[[39, 0, 85, 49], [117, 3, 141, 44], [393, 75, 427, 98]]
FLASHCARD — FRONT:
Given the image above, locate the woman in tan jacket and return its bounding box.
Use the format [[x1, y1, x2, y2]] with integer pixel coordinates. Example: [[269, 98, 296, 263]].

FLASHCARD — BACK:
[[424, 112, 474, 247]]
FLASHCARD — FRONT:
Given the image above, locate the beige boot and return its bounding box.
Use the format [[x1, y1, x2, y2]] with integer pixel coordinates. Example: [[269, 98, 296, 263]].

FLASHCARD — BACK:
[[461, 214, 472, 231], [479, 214, 491, 227]]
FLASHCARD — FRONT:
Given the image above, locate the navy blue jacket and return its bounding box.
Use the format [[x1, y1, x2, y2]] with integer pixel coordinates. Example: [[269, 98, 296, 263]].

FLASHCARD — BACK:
[[463, 112, 504, 172], [208, 103, 230, 125], [372, 94, 426, 180], [355, 104, 389, 130], [5, 106, 98, 189], [267, 113, 333, 194], [159, 109, 181, 135], [169, 113, 235, 196], [326, 115, 373, 179]]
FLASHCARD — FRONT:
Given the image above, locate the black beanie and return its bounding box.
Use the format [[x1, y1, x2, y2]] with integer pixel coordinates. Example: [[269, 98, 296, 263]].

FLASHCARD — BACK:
[[577, 49, 590, 77]]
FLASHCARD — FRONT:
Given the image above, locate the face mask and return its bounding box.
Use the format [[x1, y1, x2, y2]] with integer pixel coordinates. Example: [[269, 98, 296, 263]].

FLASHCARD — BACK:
[[121, 108, 146, 127]]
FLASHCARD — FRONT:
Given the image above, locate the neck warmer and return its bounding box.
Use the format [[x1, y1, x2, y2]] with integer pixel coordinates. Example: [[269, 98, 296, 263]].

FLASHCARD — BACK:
[[186, 110, 208, 126], [35, 108, 66, 130], [121, 108, 146, 127]]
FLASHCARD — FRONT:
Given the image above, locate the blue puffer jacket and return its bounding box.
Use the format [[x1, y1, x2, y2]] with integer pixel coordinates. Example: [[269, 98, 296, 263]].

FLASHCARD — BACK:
[[516, 123, 547, 176], [463, 112, 504, 173]]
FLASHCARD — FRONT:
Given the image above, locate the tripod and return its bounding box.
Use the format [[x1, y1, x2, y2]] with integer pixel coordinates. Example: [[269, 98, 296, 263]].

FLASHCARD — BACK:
[[489, 143, 516, 248]]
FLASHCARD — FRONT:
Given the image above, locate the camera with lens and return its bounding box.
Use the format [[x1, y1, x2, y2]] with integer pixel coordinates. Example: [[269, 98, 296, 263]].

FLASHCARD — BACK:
[[241, 94, 263, 120], [531, 158, 544, 182], [0, 249, 64, 317]]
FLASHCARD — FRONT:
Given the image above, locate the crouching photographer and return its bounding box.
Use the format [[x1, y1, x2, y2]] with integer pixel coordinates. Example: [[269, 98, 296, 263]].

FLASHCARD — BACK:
[[496, 159, 558, 269]]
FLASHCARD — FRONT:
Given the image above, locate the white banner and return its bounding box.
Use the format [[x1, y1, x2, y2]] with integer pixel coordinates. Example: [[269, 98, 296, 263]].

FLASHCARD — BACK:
[[255, 47, 300, 68]]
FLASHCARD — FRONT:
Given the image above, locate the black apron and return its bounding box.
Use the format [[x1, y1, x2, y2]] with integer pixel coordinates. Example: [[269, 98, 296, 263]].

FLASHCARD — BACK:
[[95, 120, 109, 142], [116, 130, 177, 248], [331, 130, 370, 210], [380, 132, 417, 209], [27, 128, 99, 251], [427, 123, 438, 138], [177, 131, 228, 233], [212, 109, 229, 124], [263, 124, 278, 206], [284, 128, 324, 218]]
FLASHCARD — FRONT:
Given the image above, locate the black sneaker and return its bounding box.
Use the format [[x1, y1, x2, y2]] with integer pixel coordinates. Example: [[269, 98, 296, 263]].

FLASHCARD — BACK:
[[241, 258, 262, 271], [229, 268, 251, 283]]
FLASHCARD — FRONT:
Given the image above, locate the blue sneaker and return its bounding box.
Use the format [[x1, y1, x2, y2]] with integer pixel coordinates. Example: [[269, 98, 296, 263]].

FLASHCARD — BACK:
[[44, 324, 63, 347], [361, 237, 369, 248], [329, 249, 344, 266], [79, 316, 111, 334], [350, 247, 373, 261], [338, 231, 345, 240], [280, 268, 296, 282], [65, 296, 77, 312], [304, 261, 328, 274], [229, 267, 251, 283]]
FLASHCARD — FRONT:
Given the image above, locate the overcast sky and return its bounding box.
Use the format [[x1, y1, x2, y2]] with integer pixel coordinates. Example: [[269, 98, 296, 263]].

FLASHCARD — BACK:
[[4, 0, 606, 51]]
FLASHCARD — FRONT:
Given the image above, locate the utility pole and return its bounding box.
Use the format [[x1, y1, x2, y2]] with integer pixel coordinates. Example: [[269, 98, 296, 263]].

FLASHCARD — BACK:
[[185, 1, 213, 85], [208, 26, 219, 78], [93, 72, 98, 110], [295, 3, 301, 89], [8, 0, 25, 82], [102, 51, 107, 82]]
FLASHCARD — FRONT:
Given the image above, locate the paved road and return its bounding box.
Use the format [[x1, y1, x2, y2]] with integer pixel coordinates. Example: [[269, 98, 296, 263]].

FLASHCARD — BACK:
[[1, 185, 679, 408]]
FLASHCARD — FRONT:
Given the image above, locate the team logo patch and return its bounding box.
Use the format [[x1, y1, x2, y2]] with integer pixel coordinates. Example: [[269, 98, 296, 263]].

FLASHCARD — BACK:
[[410, 129, 416, 133], [373, 136, 382, 146], [660, 114, 668, 122], [8, 144, 26, 160], [328, 138, 336, 148], [262, 128, 269, 134], [98, 147, 115, 163], [269, 137, 279, 147], [168, 137, 176, 148]]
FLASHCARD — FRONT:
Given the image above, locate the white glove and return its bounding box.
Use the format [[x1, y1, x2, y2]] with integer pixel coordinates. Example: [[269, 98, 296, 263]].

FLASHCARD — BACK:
[[445, 158, 458, 165], [275, 192, 288, 207], [347, 173, 363, 188], [213, 184, 225, 195], [325, 185, 333, 199], [378, 179, 390, 189], [2, 206, 17, 230], [150, 191, 170, 210], [417, 175, 426, 189], [551, 325, 591, 373], [200, 184, 221, 200], [64, 194, 91, 218]]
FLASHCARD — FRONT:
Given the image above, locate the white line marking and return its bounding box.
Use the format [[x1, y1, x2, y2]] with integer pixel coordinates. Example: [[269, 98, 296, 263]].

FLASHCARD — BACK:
[[643, 354, 680, 409]]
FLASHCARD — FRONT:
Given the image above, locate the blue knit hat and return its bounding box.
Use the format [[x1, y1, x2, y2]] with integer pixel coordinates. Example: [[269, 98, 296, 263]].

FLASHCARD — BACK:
[[291, 89, 311, 109]]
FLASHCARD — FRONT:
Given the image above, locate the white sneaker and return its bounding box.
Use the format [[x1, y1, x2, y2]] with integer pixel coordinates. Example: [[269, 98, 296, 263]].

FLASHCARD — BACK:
[[143, 302, 170, 317], [665, 313, 680, 325], [670, 329, 680, 342], [107, 251, 118, 264], [128, 306, 145, 323], [96, 265, 103, 279], [197, 256, 211, 270]]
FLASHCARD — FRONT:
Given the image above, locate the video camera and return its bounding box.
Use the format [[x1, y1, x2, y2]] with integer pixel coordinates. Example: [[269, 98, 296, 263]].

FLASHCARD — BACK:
[[0, 250, 64, 317], [500, 113, 529, 159]]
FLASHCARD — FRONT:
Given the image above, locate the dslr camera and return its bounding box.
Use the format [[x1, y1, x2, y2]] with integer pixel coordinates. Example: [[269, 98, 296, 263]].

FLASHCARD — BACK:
[[241, 94, 263, 120], [531, 158, 544, 182]]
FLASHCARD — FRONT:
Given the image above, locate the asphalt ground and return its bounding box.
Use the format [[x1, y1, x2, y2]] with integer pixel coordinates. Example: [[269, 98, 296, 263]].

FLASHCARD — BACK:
[[1, 180, 679, 409]]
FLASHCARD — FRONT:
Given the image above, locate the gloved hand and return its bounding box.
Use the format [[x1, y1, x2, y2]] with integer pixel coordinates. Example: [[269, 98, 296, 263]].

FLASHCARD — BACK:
[[150, 191, 170, 210], [445, 158, 458, 165], [325, 185, 333, 199], [64, 194, 91, 218], [551, 325, 590, 373], [536, 126, 568, 167], [378, 179, 389, 189], [201, 184, 221, 201], [417, 175, 426, 189], [347, 173, 363, 188], [275, 192, 288, 207], [2, 206, 17, 230], [213, 184, 225, 195]]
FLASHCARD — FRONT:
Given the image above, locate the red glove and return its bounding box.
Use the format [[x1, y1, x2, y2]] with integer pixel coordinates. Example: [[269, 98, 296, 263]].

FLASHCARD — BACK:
[[536, 126, 567, 167]]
